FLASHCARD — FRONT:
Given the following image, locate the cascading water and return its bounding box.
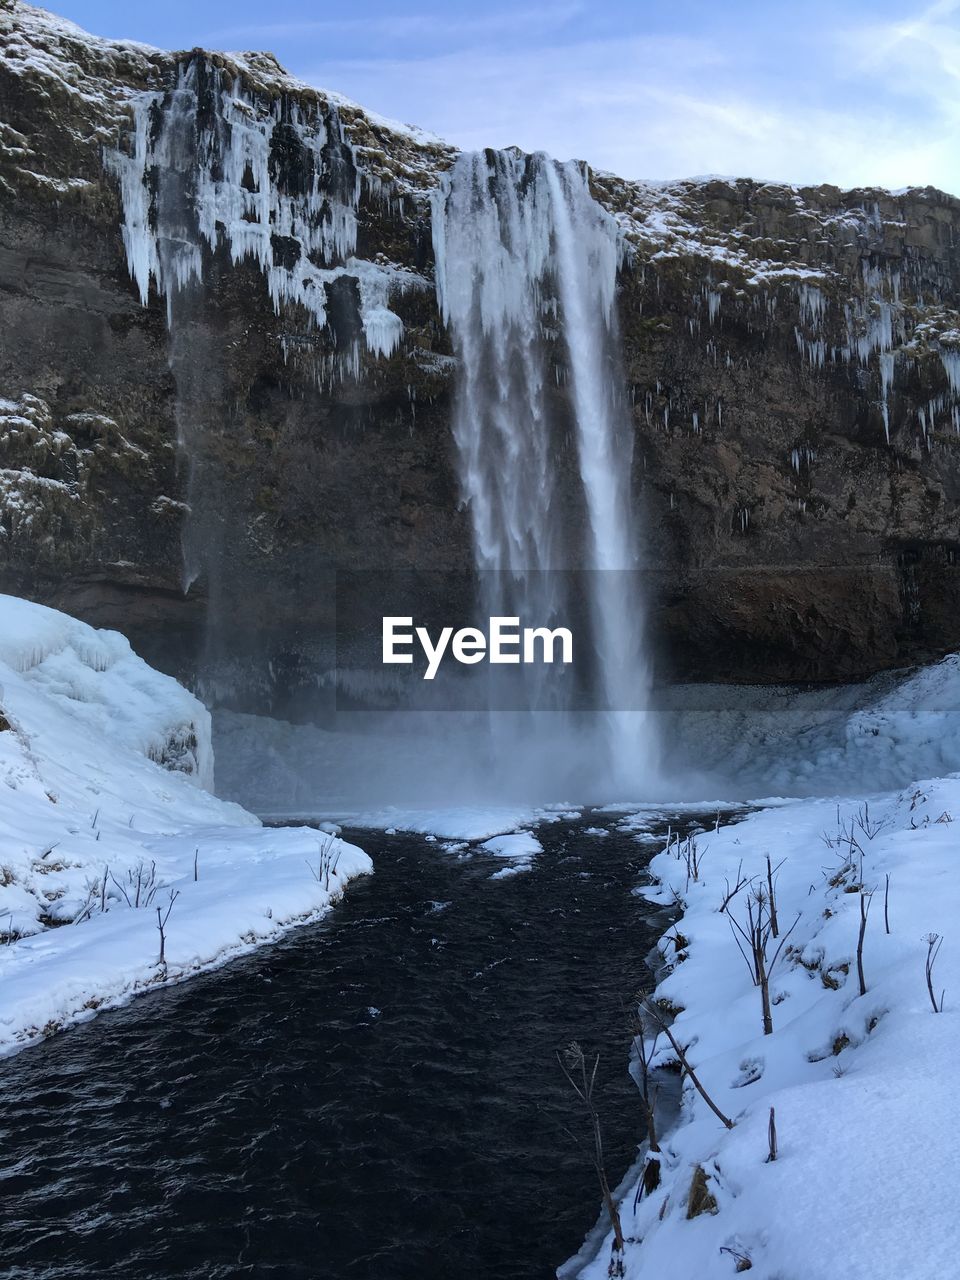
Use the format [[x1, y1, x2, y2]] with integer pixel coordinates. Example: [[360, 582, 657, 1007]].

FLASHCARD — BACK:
[[433, 149, 657, 789]]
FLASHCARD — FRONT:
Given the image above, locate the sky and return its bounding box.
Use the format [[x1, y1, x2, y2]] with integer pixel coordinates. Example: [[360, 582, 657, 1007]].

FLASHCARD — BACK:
[[46, 0, 960, 194]]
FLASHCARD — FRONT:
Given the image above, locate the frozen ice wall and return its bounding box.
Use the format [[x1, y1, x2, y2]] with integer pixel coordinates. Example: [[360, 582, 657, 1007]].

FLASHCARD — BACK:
[[106, 57, 408, 368], [103, 55, 425, 695]]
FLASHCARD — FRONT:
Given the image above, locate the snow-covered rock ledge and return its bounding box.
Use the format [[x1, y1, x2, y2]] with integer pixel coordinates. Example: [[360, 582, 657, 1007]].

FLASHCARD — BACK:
[[0, 595, 370, 1055], [579, 775, 960, 1279]]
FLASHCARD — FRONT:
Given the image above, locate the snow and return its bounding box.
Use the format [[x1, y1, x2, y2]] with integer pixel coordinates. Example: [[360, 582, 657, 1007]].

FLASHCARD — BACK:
[[591, 172, 960, 444], [478, 830, 543, 879], [0, 593, 215, 789], [0, 595, 369, 1055], [488, 863, 533, 880], [320, 85, 448, 150], [481, 831, 543, 857], [343, 806, 542, 842], [664, 655, 960, 799], [2, 3, 455, 198], [576, 772, 960, 1280]]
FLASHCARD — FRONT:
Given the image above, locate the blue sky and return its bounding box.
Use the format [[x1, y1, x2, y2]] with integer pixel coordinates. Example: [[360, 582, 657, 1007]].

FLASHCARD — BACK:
[[50, 0, 960, 193]]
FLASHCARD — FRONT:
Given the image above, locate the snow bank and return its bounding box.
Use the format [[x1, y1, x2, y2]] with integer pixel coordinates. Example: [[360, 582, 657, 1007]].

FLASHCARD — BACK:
[[665, 654, 960, 798], [577, 776, 960, 1279], [0, 595, 370, 1055], [0, 593, 214, 788], [480, 830, 543, 879]]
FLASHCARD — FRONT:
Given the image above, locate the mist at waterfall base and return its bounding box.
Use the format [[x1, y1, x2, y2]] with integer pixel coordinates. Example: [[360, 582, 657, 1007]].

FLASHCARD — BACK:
[[212, 654, 960, 816]]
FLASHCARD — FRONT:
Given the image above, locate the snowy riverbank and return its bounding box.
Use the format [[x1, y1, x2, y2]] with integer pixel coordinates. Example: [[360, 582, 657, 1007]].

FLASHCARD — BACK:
[[0, 596, 370, 1056], [578, 772, 960, 1279]]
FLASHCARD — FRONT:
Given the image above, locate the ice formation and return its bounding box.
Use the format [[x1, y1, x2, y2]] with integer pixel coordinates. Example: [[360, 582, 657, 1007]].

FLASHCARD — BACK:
[[106, 57, 416, 369]]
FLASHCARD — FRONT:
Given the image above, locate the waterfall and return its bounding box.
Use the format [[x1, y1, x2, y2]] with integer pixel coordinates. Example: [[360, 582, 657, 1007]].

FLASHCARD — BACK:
[[433, 149, 656, 787], [107, 79, 657, 792]]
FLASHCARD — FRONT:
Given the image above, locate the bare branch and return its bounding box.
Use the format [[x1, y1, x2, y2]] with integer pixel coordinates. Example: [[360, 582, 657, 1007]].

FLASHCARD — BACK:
[[857, 890, 873, 997], [884, 873, 890, 935], [557, 1043, 625, 1257], [156, 888, 180, 969], [925, 933, 945, 1013], [718, 861, 751, 914], [642, 1000, 735, 1130]]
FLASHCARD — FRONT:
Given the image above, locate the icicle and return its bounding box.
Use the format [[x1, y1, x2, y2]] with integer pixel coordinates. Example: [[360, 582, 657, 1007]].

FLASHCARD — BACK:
[[798, 284, 825, 327], [105, 57, 415, 375], [941, 350, 960, 396]]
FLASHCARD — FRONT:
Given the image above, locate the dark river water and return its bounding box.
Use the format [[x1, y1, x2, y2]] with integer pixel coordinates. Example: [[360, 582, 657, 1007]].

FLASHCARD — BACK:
[[0, 812, 710, 1280]]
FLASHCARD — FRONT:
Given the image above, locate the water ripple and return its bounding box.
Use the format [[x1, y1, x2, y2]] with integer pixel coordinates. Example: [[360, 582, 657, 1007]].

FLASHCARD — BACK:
[[0, 818, 693, 1280]]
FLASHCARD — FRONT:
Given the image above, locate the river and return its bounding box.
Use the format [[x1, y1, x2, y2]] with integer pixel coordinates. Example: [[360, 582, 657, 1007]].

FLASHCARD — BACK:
[[0, 811, 716, 1280]]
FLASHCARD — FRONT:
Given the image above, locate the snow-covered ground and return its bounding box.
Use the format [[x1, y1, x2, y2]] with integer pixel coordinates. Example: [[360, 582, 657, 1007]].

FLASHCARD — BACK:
[[576, 772, 960, 1279], [0, 595, 370, 1056]]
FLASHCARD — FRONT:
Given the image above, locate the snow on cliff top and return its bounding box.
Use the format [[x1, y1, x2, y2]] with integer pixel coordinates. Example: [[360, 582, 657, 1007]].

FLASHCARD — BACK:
[[0, 594, 370, 1055], [0, 2, 455, 189], [1, 1, 442, 153], [8, 3, 951, 212]]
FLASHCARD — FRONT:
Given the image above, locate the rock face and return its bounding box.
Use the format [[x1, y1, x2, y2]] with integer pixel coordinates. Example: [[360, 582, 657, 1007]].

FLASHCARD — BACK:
[[597, 173, 960, 682], [1, 2, 959, 704]]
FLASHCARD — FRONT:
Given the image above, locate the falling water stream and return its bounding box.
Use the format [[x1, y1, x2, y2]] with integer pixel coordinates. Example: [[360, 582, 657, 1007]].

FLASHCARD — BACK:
[[433, 152, 656, 788]]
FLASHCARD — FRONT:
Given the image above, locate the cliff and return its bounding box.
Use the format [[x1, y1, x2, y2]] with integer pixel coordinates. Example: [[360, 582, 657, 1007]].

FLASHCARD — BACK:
[[2, 1, 959, 704]]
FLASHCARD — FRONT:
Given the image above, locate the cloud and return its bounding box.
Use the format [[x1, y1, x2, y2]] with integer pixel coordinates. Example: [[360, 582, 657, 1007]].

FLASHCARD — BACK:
[[206, 5, 585, 48], [862, 0, 960, 66], [301, 25, 960, 194], [189, 0, 960, 195], [842, 0, 960, 97]]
